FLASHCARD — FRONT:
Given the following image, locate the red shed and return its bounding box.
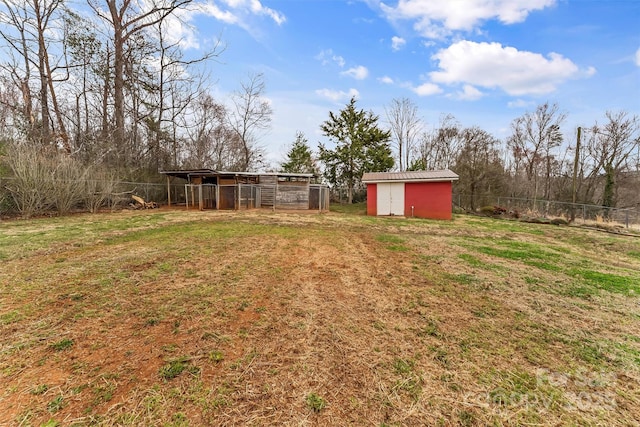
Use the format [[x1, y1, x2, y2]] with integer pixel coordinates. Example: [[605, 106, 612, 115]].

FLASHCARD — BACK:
[[362, 170, 459, 219]]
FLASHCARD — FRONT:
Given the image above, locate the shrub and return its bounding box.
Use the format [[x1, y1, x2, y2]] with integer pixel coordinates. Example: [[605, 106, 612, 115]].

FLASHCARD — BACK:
[[83, 169, 119, 213], [478, 205, 507, 216], [3, 144, 120, 217], [4, 144, 57, 217], [550, 218, 568, 226]]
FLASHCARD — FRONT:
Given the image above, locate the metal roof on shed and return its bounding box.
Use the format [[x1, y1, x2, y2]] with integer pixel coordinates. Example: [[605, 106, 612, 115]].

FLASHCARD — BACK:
[[361, 170, 458, 183], [160, 169, 315, 180]]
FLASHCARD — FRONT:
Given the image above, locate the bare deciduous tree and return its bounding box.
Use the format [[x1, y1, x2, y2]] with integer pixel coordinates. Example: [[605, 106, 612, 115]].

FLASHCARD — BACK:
[[228, 72, 272, 171], [183, 93, 244, 170], [507, 102, 566, 199], [89, 0, 192, 156], [453, 127, 505, 210], [415, 114, 462, 170], [385, 97, 422, 171], [0, 0, 67, 147], [584, 111, 639, 208]]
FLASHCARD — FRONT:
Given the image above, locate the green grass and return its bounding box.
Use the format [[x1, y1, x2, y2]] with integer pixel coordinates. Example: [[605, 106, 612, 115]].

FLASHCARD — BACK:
[[457, 234, 640, 297], [0, 212, 170, 261], [47, 396, 64, 413], [376, 234, 404, 244], [472, 241, 562, 269], [568, 268, 639, 294], [1, 210, 639, 426], [329, 202, 366, 215], [50, 339, 74, 351], [159, 357, 200, 380], [376, 233, 410, 251], [463, 217, 546, 235], [305, 392, 327, 413], [457, 253, 484, 268]]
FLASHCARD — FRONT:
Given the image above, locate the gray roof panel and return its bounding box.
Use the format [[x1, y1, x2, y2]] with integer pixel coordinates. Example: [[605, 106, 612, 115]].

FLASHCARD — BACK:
[[362, 170, 459, 183]]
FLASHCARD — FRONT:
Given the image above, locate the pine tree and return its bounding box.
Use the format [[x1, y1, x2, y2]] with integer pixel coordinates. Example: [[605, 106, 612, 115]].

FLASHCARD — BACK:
[[319, 97, 393, 203], [281, 131, 319, 175]]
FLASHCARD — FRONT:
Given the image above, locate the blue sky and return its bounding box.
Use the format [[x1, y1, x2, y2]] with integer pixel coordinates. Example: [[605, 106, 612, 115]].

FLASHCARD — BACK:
[[176, 0, 639, 167]]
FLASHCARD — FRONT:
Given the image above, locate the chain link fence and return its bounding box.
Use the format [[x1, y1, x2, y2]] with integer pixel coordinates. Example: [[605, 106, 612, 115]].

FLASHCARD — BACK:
[[1, 178, 330, 216], [453, 194, 640, 230]]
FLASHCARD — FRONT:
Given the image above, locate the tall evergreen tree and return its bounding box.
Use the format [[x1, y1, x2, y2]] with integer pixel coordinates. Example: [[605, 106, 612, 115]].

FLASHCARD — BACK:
[[319, 97, 393, 203], [281, 131, 319, 175]]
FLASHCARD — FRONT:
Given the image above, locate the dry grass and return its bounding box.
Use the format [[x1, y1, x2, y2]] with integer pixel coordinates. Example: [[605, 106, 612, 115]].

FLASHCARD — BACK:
[[1, 208, 639, 426]]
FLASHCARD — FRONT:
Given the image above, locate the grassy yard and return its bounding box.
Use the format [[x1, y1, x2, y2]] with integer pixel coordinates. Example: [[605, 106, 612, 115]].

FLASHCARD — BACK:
[[1, 208, 639, 426]]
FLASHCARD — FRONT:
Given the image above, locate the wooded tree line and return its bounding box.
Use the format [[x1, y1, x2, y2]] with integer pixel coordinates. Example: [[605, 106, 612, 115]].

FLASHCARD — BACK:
[[385, 100, 640, 211], [0, 0, 638, 215], [285, 98, 639, 210], [0, 0, 272, 180], [287, 97, 637, 210]]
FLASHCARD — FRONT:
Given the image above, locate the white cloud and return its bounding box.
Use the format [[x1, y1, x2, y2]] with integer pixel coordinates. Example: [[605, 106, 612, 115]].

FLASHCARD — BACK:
[[508, 99, 536, 108], [635, 47, 640, 67], [341, 65, 369, 80], [380, 0, 555, 39], [201, 0, 285, 35], [203, 2, 239, 24], [315, 88, 360, 102], [391, 36, 406, 51], [378, 76, 394, 84], [316, 49, 345, 67], [220, 0, 285, 24], [162, 11, 201, 50], [430, 40, 582, 96], [412, 82, 442, 96], [456, 84, 483, 100], [247, 0, 286, 25]]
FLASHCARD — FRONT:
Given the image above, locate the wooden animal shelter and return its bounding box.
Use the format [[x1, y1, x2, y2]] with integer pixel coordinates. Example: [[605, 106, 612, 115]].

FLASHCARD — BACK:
[[160, 169, 329, 211]]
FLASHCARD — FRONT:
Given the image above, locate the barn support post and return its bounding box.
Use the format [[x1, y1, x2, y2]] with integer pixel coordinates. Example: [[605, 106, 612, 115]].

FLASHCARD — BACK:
[[166, 176, 171, 207], [198, 185, 203, 210], [185, 184, 190, 210], [274, 181, 278, 212]]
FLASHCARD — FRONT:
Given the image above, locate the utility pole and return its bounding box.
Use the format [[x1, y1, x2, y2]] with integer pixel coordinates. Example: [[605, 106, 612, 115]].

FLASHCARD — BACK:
[[571, 127, 581, 222]]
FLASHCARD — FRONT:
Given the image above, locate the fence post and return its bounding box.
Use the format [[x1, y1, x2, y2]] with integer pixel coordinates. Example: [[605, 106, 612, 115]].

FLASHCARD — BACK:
[[625, 210, 629, 229], [582, 205, 586, 224]]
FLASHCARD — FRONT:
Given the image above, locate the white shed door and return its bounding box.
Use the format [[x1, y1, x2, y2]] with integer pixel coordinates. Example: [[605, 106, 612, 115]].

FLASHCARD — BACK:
[[377, 182, 404, 216]]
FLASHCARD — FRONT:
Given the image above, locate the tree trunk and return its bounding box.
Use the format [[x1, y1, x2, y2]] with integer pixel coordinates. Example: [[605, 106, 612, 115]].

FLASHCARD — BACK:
[[34, 0, 51, 145], [112, 20, 125, 157]]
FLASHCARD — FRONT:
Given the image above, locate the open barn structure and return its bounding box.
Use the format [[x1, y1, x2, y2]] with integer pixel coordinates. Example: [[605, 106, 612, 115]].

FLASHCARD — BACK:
[[160, 169, 329, 211]]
